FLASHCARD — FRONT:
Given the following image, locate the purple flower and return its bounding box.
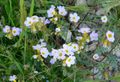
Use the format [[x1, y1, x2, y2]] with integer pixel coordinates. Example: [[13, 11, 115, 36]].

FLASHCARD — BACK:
[[90, 31, 98, 41], [44, 19, 50, 25]]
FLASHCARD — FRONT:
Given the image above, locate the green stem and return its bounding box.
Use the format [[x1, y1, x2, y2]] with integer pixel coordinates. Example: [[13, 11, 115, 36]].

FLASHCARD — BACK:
[[29, 0, 35, 16]]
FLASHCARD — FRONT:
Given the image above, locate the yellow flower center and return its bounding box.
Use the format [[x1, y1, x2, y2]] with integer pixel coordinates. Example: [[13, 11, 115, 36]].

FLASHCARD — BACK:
[[59, 53, 62, 56], [61, 12, 64, 14], [108, 34, 112, 38], [13, 30, 16, 34], [65, 50, 68, 53], [42, 52, 45, 55], [103, 18, 106, 20], [52, 11, 56, 15], [7, 29, 10, 32], [68, 58, 71, 62], [32, 17, 36, 20], [28, 21, 32, 24], [73, 46, 76, 49], [73, 17, 76, 21]]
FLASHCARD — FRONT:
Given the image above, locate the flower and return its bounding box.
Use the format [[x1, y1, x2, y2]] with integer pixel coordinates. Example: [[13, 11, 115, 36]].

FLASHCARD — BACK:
[[78, 27, 90, 34], [90, 31, 98, 41], [33, 55, 38, 59], [103, 40, 111, 47], [101, 16, 108, 23], [3, 25, 11, 33], [39, 17, 50, 25], [24, 17, 33, 27], [57, 49, 66, 60], [50, 58, 57, 64], [55, 28, 61, 32], [31, 16, 39, 23], [57, 6, 67, 16], [9, 75, 17, 82], [50, 49, 59, 58], [106, 31, 115, 42], [65, 56, 76, 67], [69, 13, 80, 23], [40, 48, 49, 58], [44, 19, 50, 25], [93, 54, 99, 60], [34, 70, 38, 74], [71, 43, 79, 52], [63, 44, 74, 56], [41, 42, 47, 47], [54, 17, 58, 21], [12, 27, 22, 36], [47, 5, 56, 18], [39, 39, 44, 43], [76, 36, 83, 40], [32, 44, 41, 50]]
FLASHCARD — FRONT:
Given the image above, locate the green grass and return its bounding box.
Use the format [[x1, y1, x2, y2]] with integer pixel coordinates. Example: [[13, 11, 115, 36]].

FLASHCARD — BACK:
[[0, 0, 120, 82]]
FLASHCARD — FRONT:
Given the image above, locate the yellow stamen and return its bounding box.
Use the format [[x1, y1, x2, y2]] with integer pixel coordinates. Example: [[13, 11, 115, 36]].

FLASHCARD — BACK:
[[13, 80, 16, 82], [108, 34, 112, 38], [59, 53, 62, 56], [13, 30, 16, 34], [68, 58, 71, 62], [65, 50, 68, 53], [73, 17, 76, 22]]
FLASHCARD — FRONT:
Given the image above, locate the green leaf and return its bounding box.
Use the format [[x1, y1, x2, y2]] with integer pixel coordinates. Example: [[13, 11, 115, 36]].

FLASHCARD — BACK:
[[60, 28, 72, 43]]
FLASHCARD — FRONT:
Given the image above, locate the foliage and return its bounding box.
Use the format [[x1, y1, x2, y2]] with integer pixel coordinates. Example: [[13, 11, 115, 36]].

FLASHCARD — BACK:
[[0, 0, 120, 82]]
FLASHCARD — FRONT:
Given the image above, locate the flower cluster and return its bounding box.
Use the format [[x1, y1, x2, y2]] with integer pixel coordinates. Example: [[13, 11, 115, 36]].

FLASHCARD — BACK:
[[32, 39, 49, 60], [47, 5, 80, 33], [3, 25, 22, 39], [77, 24, 99, 50], [32, 39, 78, 67], [24, 16, 50, 33], [47, 5, 67, 18], [49, 43, 78, 67]]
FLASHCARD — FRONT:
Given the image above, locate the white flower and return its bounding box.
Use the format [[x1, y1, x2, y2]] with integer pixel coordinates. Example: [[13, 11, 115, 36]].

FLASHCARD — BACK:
[[106, 31, 115, 42], [71, 43, 79, 52], [57, 6, 67, 16], [63, 44, 74, 56], [9, 75, 17, 81], [50, 49, 59, 59], [69, 13, 80, 23], [76, 36, 83, 40], [39, 17, 50, 25], [39, 39, 44, 43], [41, 42, 47, 47], [3, 25, 11, 33], [34, 70, 38, 74], [40, 48, 49, 58], [65, 56, 76, 67], [31, 16, 39, 23], [33, 55, 38, 59], [93, 54, 99, 60], [90, 31, 98, 41], [24, 17, 33, 27], [54, 17, 58, 21], [78, 27, 90, 34], [55, 28, 61, 32], [57, 49, 66, 60], [47, 5, 56, 18], [101, 16, 108, 23], [50, 58, 57, 64], [12, 27, 22, 36], [32, 44, 41, 50]]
